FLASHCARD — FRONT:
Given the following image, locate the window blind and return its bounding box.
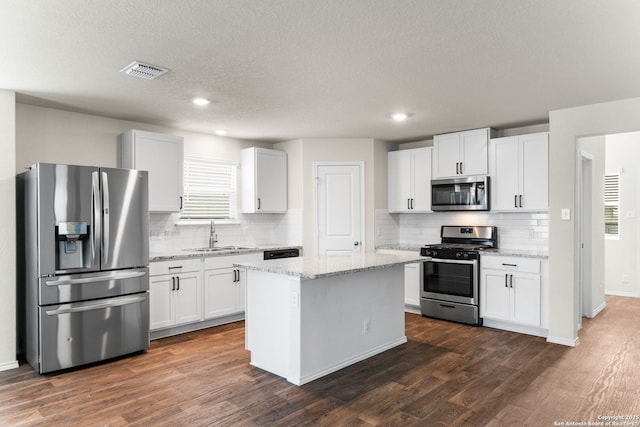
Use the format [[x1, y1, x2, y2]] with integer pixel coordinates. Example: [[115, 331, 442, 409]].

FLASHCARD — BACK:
[[180, 157, 237, 220], [604, 173, 620, 235]]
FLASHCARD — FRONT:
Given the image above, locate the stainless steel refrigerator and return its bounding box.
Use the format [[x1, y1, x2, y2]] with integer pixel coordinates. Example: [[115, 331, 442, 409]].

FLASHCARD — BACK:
[[17, 163, 150, 373]]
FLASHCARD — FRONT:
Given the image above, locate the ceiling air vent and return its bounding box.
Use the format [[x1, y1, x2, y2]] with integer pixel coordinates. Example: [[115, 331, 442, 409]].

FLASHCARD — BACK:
[[120, 61, 169, 80]]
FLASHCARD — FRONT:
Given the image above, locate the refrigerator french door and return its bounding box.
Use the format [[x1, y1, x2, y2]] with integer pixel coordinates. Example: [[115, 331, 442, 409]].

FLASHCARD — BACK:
[[19, 163, 150, 373]]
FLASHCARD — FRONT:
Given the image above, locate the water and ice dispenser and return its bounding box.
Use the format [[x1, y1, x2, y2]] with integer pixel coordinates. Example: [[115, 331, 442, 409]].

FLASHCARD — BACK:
[[56, 221, 89, 270]]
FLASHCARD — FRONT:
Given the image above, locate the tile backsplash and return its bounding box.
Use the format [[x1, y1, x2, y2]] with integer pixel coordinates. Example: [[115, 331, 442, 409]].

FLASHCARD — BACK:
[[375, 209, 548, 251], [149, 208, 302, 253]]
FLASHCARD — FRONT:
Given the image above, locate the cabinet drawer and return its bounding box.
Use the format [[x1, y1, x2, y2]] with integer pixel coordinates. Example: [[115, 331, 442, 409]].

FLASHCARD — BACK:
[[481, 256, 540, 274], [150, 258, 202, 276], [204, 252, 262, 270]]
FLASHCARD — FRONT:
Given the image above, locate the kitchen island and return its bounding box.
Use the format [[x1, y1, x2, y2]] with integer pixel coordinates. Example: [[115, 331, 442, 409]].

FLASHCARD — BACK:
[[235, 252, 427, 385]]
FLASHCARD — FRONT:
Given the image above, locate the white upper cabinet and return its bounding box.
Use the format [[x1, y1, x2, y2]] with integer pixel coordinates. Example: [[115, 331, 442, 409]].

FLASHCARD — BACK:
[[432, 128, 494, 179], [121, 129, 184, 213], [489, 132, 548, 212], [241, 147, 287, 213], [388, 147, 432, 213]]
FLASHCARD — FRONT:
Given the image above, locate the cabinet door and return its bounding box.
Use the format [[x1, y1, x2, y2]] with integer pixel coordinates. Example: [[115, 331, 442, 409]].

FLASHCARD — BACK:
[[433, 133, 460, 178], [404, 263, 421, 307], [481, 271, 511, 321], [387, 150, 412, 212], [236, 268, 246, 312], [411, 148, 432, 212], [491, 137, 520, 211], [460, 129, 489, 176], [150, 276, 174, 330], [256, 149, 287, 212], [122, 130, 183, 212], [173, 272, 202, 326], [520, 133, 548, 210], [510, 272, 541, 327], [204, 268, 239, 319]]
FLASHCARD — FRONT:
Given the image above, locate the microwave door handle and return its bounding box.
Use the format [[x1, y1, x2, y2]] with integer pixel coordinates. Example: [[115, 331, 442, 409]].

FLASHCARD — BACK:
[[91, 171, 100, 267], [101, 171, 110, 265]]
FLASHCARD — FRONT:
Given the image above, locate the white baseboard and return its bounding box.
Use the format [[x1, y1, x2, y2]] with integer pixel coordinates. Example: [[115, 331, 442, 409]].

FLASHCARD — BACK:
[[547, 335, 579, 347], [482, 319, 547, 338], [588, 301, 607, 317], [0, 360, 19, 372], [605, 290, 640, 298], [291, 336, 408, 386]]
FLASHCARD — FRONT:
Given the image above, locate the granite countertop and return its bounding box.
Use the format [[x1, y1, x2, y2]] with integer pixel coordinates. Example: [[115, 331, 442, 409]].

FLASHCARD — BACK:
[[481, 248, 549, 259], [375, 244, 424, 252], [234, 252, 428, 280], [150, 244, 301, 262]]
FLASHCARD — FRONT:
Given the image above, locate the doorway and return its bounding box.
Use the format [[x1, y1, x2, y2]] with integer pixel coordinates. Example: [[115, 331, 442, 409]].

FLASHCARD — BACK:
[[578, 150, 593, 331], [314, 162, 364, 255]]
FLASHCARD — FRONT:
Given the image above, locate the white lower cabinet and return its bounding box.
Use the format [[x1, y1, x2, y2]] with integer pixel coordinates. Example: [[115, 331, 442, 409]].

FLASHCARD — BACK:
[[481, 255, 547, 336], [404, 263, 422, 308], [149, 258, 203, 331], [204, 253, 261, 320]]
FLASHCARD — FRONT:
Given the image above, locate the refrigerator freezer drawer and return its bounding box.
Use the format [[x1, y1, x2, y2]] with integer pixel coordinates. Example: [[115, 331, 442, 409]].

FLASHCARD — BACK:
[[40, 268, 149, 305], [38, 292, 150, 373]]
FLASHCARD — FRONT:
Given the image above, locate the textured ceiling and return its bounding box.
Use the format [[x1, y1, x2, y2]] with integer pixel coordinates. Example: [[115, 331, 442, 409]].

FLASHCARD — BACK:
[[2, 0, 640, 142]]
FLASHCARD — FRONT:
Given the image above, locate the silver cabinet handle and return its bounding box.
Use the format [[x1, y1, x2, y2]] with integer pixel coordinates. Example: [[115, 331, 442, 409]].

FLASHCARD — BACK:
[[176, 276, 180, 291], [46, 295, 147, 315], [411, 198, 414, 209], [505, 274, 508, 287], [519, 195, 523, 208], [510, 274, 514, 288], [257, 198, 261, 210], [45, 271, 147, 287], [407, 199, 411, 210], [459, 162, 463, 174], [456, 162, 460, 174], [172, 277, 176, 291], [101, 171, 110, 264], [91, 171, 100, 265], [514, 195, 518, 208]]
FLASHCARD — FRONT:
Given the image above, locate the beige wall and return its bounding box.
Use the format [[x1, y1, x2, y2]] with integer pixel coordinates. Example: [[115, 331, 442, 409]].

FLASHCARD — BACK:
[[0, 91, 17, 370], [274, 139, 303, 210], [548, 97, 640, 346], [604, 132, 640, 297], [16, 104, 272, 171], [276, 138, 394, 255]]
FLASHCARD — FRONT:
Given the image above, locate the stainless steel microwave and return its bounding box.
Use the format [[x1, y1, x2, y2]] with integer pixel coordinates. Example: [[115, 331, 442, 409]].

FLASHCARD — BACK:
[[431, 176, 489, 211]]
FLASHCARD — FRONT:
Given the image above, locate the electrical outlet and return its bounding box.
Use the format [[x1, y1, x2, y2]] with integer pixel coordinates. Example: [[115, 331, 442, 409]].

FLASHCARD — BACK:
[[622, 274, 629, 283], [363, 319, 371, 334]]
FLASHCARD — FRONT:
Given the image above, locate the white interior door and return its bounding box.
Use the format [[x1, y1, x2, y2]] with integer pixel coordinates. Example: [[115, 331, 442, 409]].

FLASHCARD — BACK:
[[315, 163, 364, 255]]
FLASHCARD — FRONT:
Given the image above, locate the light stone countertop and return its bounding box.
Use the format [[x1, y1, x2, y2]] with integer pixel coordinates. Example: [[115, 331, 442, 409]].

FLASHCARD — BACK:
[[481, 248, 549, 259], [150, 245, 301, 262], [234, 252, 428, 280]]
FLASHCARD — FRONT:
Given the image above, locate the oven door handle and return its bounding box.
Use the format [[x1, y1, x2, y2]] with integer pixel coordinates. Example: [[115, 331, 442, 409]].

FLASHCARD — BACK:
[[427, 258, 477, 266]]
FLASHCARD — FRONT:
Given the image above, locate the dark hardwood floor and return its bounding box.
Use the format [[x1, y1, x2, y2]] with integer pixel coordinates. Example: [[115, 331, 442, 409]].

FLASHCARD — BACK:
[[1, 295, 639, 426]]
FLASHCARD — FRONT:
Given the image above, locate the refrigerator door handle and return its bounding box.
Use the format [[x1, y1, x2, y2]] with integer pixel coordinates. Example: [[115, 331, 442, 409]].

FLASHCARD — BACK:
[[45, 294, 147, 315], [44, 271, 147, 287], [91, 171, 101, 266], [102, 171, 110, 265]]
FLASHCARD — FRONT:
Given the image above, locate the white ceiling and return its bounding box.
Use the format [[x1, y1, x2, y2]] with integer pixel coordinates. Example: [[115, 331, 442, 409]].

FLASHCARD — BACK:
[[2, 0, 640, 142]]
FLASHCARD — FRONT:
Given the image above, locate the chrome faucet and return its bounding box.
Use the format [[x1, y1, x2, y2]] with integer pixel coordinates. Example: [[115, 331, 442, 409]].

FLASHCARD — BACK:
[[209, 219, 218, 248]]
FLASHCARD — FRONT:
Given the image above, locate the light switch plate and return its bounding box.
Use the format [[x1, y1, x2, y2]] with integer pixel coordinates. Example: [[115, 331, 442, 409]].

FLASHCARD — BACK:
[[561, 208, 571, 220]]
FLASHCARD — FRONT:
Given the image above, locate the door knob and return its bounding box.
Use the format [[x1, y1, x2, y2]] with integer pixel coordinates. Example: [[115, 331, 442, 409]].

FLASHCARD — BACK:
[[354, 241, 360, 246]]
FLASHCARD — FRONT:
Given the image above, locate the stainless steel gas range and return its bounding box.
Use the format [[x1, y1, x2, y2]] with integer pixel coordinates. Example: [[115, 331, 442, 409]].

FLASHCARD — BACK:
[[419, 225, 497, 326]]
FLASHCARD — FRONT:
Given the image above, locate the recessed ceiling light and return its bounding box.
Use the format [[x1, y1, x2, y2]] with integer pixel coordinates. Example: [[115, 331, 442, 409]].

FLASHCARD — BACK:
[[192, 97, 210, 106], [215, 129, 228, 136], [390, 112, 410, 122]]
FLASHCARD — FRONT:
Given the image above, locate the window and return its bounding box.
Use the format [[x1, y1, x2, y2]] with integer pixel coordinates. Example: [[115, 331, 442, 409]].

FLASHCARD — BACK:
[[604, 173, 620, 236], [180, 157, 237, 220]]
